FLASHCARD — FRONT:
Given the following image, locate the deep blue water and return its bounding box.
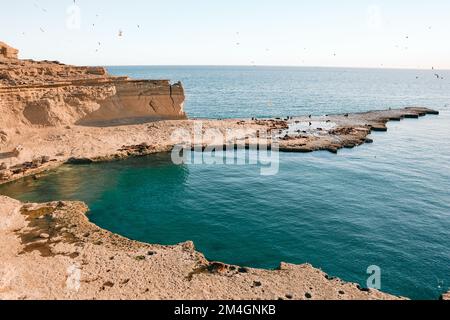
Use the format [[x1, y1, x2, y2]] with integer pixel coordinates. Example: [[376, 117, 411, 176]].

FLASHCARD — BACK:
[[1, 67, 449, 300], [107, 66, 450, 119]]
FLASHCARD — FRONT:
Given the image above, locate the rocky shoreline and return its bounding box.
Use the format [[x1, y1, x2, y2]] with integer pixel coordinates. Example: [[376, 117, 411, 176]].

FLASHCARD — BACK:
[[0, 42, 443, 300], [0, 196, 405, 300], [0, 107, 439, 186]]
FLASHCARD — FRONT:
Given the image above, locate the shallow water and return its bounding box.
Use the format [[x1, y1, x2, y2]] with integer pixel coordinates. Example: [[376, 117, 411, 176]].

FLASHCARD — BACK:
[[1, 66, 450, 299]]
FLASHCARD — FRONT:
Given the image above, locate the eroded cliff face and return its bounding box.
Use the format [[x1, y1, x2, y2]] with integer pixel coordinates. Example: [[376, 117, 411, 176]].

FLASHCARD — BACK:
[[0, 44, 186, 129], [78, 79, 186, 126]]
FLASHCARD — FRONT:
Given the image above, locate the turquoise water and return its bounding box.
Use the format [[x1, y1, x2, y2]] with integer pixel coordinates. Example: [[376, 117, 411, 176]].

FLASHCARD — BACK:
[[1, 67, 450, 299]]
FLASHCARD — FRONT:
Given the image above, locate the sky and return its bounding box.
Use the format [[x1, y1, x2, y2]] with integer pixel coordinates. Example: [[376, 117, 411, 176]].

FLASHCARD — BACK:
[[1, 0, 450, 68]]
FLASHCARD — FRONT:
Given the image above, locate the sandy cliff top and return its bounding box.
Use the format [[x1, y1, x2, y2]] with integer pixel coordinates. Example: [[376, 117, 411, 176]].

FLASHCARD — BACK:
[[0, 41, 111, 86]]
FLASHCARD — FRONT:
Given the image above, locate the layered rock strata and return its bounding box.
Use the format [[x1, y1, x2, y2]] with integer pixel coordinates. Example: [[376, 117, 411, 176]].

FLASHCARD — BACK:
[[0, 45, 186, 128]]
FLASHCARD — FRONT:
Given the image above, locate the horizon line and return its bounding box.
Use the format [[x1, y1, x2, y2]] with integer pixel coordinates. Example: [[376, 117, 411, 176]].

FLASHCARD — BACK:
[[17, 55, 448, 71], [97, 64, 448, 72]]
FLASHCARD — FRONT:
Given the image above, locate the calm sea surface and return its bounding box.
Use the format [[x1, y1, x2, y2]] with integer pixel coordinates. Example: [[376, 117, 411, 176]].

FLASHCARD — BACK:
[[108, 66, 450, 118], [1, 66, 449, 299]]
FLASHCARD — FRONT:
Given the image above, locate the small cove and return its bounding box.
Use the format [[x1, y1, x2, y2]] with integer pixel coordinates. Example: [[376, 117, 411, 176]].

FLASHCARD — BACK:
[[1, 112, 449, 300]]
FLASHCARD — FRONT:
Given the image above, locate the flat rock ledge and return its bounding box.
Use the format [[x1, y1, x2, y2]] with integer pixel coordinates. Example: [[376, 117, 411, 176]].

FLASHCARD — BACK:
[[0, 107, 439, 185], [0, 196, 404, 300], [276, 107, 439, 153]]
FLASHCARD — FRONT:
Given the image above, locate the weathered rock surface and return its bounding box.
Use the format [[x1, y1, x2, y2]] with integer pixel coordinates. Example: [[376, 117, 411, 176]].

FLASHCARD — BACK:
[[0, 195, 403, 300]]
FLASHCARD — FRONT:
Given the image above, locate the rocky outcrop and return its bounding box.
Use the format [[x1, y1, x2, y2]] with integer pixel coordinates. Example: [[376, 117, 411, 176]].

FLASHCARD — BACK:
[[0, 42, 18, 60], [276, 107, 439, 153], [0, 42, 186, 128]]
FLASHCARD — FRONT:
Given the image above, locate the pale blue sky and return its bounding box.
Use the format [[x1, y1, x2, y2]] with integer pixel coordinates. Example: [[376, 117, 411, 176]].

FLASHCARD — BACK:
[[1, 0, 450, 68]]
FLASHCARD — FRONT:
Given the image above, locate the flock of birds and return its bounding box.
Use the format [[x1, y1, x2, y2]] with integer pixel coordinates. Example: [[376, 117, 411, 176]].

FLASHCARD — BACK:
[[27, 1, 446, 78]]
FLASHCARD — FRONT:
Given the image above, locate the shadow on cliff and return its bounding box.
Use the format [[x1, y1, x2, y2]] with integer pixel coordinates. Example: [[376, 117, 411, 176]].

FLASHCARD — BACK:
[[0, 151, 17, 160], [75, 116, 178, 127]]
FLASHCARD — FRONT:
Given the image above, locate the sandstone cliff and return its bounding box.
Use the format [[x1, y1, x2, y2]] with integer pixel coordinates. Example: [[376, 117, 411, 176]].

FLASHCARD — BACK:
[[0, 43, 186, 128]]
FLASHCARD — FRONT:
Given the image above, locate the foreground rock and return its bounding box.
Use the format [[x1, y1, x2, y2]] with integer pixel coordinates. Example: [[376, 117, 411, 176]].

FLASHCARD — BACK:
[[0, 196, 402, 300]]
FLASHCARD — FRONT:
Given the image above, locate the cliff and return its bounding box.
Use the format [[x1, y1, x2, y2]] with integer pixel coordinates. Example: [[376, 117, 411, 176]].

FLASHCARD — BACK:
[[0, 43, 186, 128]]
